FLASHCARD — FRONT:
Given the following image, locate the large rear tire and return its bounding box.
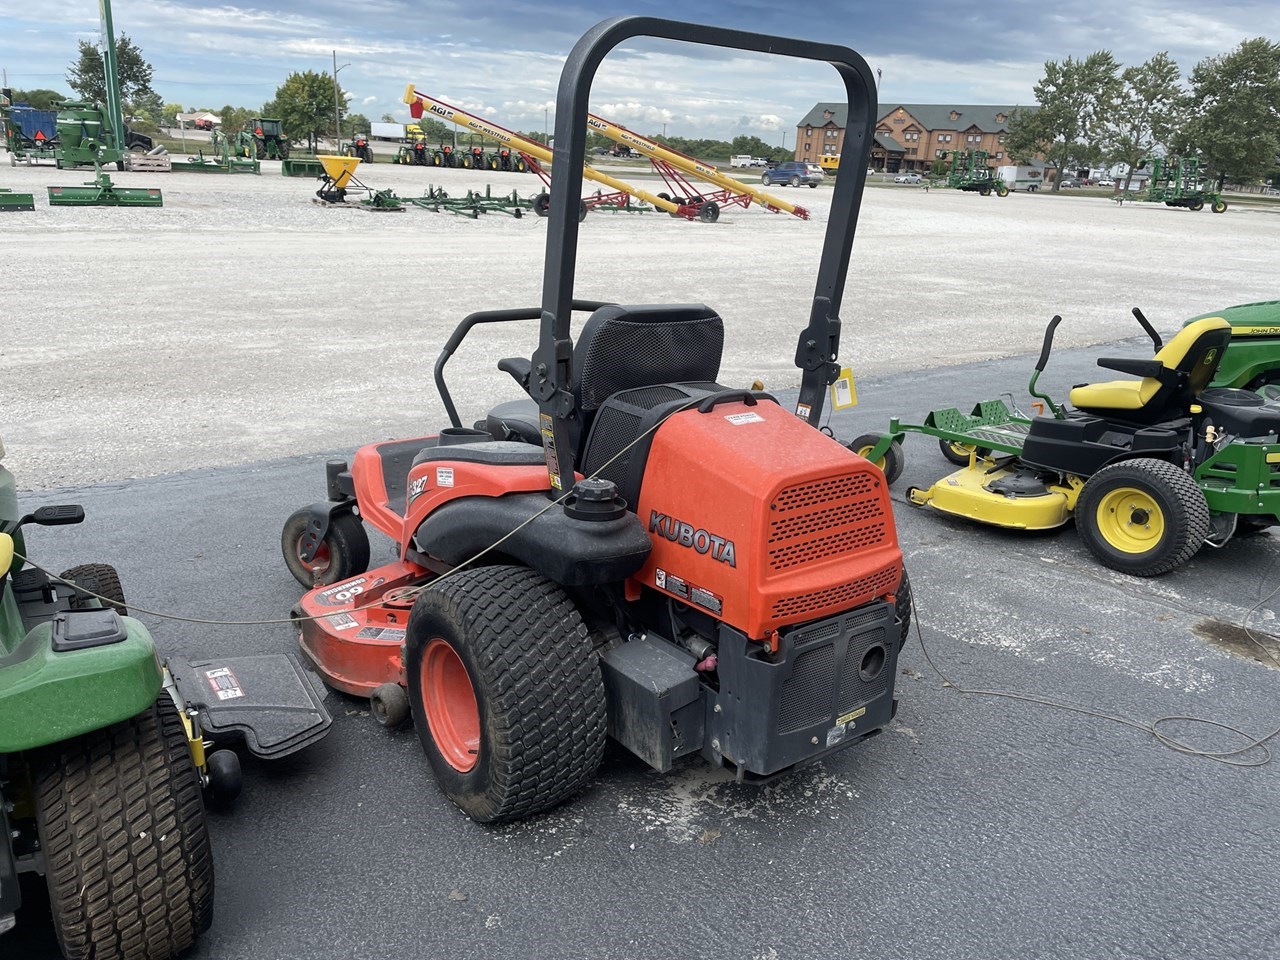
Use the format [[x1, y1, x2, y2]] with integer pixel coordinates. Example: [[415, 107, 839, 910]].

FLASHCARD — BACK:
[[404, 565, 607, 823], [1077, 458, 1209, 576], [36, 696, 214, 960], [281, 508, 370, 587]]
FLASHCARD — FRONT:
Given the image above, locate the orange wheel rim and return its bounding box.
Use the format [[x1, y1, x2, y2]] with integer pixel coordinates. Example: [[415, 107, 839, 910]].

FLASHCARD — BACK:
[[296, 539, 331, 574], [423, 638, 480, 772]]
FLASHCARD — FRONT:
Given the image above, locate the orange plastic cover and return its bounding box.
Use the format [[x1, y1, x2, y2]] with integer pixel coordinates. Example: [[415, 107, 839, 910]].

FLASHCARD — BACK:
[[633, 399, 902, 639]]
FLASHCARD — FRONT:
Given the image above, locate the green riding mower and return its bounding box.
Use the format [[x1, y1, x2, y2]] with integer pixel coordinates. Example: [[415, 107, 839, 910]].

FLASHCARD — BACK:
[[857, 308, 1280, 576], [0, 438, 330, 959]]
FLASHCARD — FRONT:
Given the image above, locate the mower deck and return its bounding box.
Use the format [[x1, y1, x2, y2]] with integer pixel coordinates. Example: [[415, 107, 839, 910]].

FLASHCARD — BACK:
[[292, 559, 424, 697]]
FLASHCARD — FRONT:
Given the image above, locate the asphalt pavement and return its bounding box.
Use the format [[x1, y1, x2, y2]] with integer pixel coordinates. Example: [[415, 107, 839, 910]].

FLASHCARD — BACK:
[[9, 341, 1280, 960]]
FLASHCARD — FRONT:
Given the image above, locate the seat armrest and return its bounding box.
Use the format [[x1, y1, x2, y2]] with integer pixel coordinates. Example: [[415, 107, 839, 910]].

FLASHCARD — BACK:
[[497, 356, 532, 389], [1097, 357, 1164, 378]]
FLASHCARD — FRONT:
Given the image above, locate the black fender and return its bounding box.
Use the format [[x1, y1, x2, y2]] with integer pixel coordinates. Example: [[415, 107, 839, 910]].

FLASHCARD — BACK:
[[414, 493, 652, 586]]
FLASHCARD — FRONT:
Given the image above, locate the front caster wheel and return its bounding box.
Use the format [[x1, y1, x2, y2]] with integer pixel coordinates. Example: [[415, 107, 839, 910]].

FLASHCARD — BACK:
[[371, 682, 410, 728], [849, 433, 904, 485], [205, 749, 243, 806], [281, 508, 371, 587]]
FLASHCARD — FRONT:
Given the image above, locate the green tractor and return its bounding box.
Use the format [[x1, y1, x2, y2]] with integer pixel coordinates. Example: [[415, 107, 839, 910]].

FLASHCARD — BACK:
[[244, 118, 290, 160], [0, 437, 330, 959]]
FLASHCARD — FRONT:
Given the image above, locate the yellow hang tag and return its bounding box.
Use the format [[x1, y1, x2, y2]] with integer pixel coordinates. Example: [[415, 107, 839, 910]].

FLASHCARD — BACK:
[[830, 367, 858, 409]]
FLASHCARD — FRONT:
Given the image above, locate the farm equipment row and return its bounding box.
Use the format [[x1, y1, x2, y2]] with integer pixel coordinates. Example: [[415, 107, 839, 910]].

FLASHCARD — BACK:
[[403, 86, 808, 222], [395, 138, 531, 173]]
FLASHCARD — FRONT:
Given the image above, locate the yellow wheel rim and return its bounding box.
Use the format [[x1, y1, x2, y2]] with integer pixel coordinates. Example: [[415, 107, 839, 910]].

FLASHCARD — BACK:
[[1095, 486, 1165, 553], [857, 444, 887, 471]]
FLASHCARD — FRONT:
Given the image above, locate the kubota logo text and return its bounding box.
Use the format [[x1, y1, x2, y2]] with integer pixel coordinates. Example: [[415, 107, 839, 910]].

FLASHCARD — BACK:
[[648, 511, 736, 567]]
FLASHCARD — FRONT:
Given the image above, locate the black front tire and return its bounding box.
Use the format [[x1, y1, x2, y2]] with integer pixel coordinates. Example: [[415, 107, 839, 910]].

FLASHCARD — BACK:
[[281, 508, 371, 587], [36, 696, 214, 960], [938, 438, 992, 467], [849, 432, 904, 485], [371, 682, 410, 728], [1076, 458, 1210, 576], [404, 565, 607, 823], [533, 192, 551, 216], [60, 562, 128, 615]]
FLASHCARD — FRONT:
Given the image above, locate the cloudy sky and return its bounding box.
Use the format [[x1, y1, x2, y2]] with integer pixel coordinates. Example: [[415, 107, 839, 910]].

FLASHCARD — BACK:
[[2, 1, 1276, 141]]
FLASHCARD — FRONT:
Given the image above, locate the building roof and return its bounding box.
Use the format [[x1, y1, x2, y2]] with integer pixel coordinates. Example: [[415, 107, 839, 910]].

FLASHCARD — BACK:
[[798, 102, 1034, 133], [874, 133, 906, 154], [880, 104, 1026, 132]]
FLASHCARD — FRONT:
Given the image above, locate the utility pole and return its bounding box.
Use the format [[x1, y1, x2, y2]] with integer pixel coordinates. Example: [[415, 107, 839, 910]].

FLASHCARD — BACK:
[[332, 50, 349, 150]]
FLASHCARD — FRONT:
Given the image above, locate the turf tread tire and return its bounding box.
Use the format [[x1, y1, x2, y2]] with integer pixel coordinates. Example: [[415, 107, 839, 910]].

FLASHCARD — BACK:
[[35, 696, 214, 960], [60, 563, 127, 615], [1077, 457, 1209, 576], [405, 565, 607, 823]]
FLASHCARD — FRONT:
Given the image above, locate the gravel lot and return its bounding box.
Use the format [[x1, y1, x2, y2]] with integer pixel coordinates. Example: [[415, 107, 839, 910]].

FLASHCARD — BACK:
[[1, 155, 1276, 490]]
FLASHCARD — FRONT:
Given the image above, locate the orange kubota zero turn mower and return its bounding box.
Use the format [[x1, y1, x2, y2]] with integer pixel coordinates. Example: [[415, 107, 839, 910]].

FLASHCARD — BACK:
[[281, 16, 910, 823]]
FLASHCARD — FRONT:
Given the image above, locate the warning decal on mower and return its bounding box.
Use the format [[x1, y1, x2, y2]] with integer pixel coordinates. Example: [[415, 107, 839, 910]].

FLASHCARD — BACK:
[[325, 613, 359, 630], [355, 626, 406, 641], [436, 467, 454, 488], [725, 412, 764, 425], [690, 586, 723, 616], [205, 667, 245, 701]]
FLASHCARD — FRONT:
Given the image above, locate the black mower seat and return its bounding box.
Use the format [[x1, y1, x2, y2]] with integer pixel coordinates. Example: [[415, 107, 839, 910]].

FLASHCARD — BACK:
[[1069, 316, 1231, 425], [482, 399, 541, 445]]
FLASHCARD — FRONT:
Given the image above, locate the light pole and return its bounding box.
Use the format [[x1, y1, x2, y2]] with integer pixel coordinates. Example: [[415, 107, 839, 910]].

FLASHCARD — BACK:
[[332, 50, 350, 151]]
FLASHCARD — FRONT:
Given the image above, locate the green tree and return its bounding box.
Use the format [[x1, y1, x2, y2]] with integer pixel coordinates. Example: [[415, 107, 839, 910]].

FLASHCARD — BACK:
[[1102, 52, 1184, 192], [217, 105, 253, 135], [343, 112, 371, 136], [163, 102, 184, 126], [66, 34, 154, 104], [380, 112, 398, 123], [10, 88, 67, 110], [268, 71, 347, 151], [129, 89, 164, 126], [1006, 51, 1121, 191], [1176, 37, 1280, 186], [731, 134, 776, 158]]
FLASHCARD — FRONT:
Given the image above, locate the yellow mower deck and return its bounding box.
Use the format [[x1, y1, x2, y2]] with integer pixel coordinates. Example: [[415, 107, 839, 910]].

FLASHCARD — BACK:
[[907, 461, 1082, 530]]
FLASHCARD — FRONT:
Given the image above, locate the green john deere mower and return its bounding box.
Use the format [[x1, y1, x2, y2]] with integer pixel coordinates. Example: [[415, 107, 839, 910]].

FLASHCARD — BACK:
[[0, 437, 330, 960], [857, 307, 1280, 576]]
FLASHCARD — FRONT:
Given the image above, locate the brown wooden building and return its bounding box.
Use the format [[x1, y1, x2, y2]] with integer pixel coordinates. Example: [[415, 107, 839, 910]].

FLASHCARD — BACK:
[[796, 102, 1029, 173]]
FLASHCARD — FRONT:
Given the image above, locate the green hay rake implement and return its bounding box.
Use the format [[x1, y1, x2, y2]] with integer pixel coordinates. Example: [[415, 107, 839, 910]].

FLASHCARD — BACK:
[[404, 184, 528, 218], [0, 188, 35, 211], [941, 149, 1008, 196]]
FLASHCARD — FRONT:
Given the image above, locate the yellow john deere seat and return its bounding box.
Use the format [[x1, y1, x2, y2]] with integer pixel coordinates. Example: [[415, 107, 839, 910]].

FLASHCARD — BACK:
[[1068, 317, 1231, 425]]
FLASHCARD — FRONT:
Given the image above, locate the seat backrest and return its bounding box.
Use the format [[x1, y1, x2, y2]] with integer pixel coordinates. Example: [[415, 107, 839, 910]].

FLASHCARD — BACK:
[[573, 304, 724, 414], [569, 303, 724, 465], [1152, 316, 1230, 397]]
